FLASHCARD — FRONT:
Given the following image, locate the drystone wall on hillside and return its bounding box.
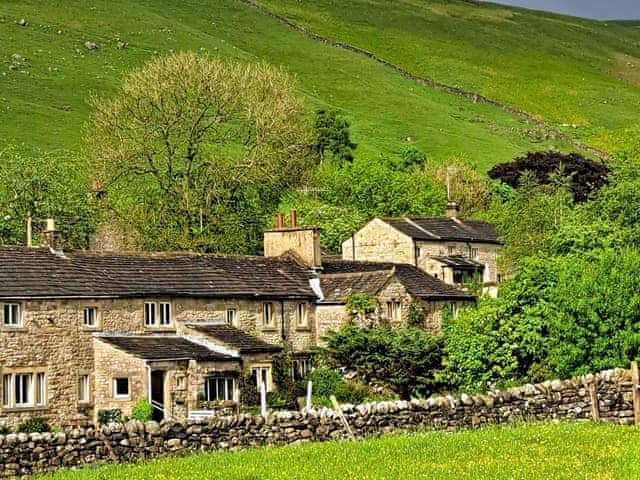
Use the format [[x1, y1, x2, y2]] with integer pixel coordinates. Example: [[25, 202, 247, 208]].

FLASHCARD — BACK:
[[0, 368, 633, 477]]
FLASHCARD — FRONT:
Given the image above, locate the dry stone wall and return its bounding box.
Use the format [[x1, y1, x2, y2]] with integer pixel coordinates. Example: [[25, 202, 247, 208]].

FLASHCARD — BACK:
[[0, 368, 633, 477]]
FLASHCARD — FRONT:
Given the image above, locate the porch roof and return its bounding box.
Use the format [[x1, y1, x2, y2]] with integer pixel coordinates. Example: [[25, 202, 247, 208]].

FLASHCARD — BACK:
[[185, 323, 283, 354], [97, 335, 237, 362]]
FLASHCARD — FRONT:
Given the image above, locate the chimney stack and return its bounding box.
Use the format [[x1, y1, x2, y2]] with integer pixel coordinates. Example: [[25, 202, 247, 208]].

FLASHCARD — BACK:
[[41, 218, 62, 250], [289, 210, 297, 228], [276, 213, 285, 230], [445, 201, 460, 218], [264, 211, 322, 269]]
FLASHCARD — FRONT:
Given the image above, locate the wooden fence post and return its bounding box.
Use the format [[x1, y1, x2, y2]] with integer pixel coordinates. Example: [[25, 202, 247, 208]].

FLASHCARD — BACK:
[[632, 361, 640, 426], [330, 395, 355, 440]]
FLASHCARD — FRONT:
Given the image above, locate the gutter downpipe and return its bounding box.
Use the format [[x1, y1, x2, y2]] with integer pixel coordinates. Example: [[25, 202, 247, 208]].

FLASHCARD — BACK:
[[280, 299, 286, 345], [144, 360, 152, 404]]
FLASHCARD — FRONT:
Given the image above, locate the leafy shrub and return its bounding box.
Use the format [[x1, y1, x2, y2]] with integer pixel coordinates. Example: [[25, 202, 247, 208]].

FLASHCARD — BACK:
[[308, 368, 368, 406], [308, 368, 342, 398], [323, 325, 444, 399], [131, 399, 153, 422], [17, 416, 51, 433], [0, 424, 10, 435], [98, 409, 122, 425], [241, 371, 260, 408]]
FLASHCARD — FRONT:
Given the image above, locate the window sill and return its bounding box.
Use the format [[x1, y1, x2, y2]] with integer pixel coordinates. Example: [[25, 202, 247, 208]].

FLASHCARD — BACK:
[[2, 326, 26, 332], [144, 327, 176, 332], [113, 396, 130, 401], [295, 326, 312, 332], [2, 406, 47, 412], [261, 327, 278, 332]]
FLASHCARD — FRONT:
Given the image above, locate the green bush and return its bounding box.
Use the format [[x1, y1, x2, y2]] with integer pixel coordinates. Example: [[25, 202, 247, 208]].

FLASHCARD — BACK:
[[308, 368, 342, 398], [308, 368, 369, 405], [131, 399, 153, 422], [17, 416, 51, 433], [97, 409, 122, 425]]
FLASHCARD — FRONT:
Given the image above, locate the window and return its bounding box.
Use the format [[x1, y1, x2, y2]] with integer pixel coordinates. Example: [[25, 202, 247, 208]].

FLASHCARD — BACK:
[[15, 373, 32, 407], [226, 308, 237, 326], [83, 307, 98, 327], [449, 302, 458, 319], [447, 246, 456, 256], [78, 375, 89, 403], [204, 377, 235, 402], [453, 270, 465, 284], [252, 366, 272, 392], [262, 303, 273, 327], [296, 303, 307, 327], [113, 378, 129, 398], [292, 358, 313, 381], [2, 375, 11, 407], [144, 302, 156, 326], [3, 303, 21, 326], [35, 372, 45, 406], [1, 371, 45, 409], [386, 301, 402, 322], [144, 302, 172, 327], [470, 247, 479, 259], [159, 302, 171, 326]]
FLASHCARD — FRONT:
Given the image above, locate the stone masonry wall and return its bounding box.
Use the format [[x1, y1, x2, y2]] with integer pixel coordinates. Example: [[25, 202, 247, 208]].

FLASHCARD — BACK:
[[342, 218, 414, 264], [0, 368, 633, 477]]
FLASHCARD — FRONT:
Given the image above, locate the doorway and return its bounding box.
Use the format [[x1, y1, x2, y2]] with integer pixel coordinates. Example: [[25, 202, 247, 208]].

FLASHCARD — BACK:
[[150, 370, 165, 422]]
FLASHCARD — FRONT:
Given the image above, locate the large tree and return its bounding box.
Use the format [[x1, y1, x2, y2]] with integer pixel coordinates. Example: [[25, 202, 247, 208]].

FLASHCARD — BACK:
[[88, 52, 315, 252]]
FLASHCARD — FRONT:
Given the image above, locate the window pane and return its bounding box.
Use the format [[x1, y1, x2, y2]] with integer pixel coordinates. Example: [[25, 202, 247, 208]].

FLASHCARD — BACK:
[[16, 374, 32, 405], [2, 375, 11, 407], [35, 373, 45, 406], [226, 309, 236, 326], [78, 375, 89, 402], [160, 303, 171, 325], [263, 303, 272, 325], [144, 303, 155, 326], [114, 378, 129, 397]]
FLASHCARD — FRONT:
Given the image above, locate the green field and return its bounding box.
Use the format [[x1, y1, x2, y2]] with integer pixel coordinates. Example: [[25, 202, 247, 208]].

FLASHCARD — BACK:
[[257, 0, 640, 152], [3, 0, 635, 170], [37, 423, 640, 479]]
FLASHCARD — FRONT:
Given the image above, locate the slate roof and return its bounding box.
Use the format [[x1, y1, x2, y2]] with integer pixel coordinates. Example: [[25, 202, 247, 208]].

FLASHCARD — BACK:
[[186, 323, 283, 354], [0, 247, 316, 300], [320, 271, 394, 303], [97, 335, 235, 361], [321, 260, 474, 301], [429, 255, 484, 270], [380, 217, 500, 243]]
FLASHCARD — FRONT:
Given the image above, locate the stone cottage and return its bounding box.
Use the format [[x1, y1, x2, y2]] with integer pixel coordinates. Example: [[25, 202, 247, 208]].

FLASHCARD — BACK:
[[341, 203, 502, 295], [0, 246, 315, 428], [0, 213, 476, 428]]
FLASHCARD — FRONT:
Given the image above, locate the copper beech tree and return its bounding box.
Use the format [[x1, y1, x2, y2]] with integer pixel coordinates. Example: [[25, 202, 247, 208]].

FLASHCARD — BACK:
[[88, 52, 315, 252]]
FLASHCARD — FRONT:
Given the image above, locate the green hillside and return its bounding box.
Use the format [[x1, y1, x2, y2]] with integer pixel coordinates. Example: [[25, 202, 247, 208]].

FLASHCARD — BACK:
[[256, 0, 640, 153], [0, 0, 619, 171]]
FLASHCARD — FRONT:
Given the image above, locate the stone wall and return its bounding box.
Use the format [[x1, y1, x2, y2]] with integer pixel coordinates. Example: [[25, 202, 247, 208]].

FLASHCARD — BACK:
[[0, 297, 313, 428], [0, 368, 633, 477], [341, 218, 414, 264]]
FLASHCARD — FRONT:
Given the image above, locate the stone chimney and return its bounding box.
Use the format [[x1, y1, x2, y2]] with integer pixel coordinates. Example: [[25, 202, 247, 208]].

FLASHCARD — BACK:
[[41, 218, 63, 250], [263, 210, 322, 269], [445, 201, 460, 218]]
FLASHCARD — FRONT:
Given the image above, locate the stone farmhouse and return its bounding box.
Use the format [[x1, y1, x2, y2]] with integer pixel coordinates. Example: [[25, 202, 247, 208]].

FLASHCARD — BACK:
[[341, 202, 502, 295], [0, 214, 473, 428]]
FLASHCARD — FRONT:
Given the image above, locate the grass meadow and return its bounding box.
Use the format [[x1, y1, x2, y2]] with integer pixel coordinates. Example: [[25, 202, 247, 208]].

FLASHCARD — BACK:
[[1, 0, 579, 169], [37, 422, 640, 480]]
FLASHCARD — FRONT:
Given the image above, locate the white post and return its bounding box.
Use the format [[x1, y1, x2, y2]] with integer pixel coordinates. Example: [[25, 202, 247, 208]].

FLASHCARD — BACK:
[[306, 380, 313, 410], [260, 378, 267, 418]]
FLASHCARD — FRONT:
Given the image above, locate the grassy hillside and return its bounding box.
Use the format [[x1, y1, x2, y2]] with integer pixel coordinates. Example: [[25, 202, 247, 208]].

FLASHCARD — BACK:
[[0, 0, 588, 170], [38, 423, 640, 479], [257, 0, 640, 151]]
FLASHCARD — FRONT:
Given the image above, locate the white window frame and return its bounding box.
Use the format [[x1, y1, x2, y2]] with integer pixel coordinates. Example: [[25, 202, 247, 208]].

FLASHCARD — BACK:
[[144, 302, 156, 326], [113, 377, 130, 399], [262, 302, 273, 327], [83, 307, 98, 328], [78, 374, 90, 403], [159, 302, 171, 326], [252, 366, 272, 392], [14, 373, 32, 407], [386, 301, 402, 322], [296, 302, 307, 327], [226, 308, 237, 326], [3, 303, 21, 327], [292, 358, 313, 381], [35, 372, 46, 407], [204, 377, 236, 402], [1, 371, 46, 409]]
